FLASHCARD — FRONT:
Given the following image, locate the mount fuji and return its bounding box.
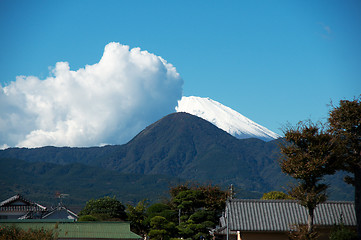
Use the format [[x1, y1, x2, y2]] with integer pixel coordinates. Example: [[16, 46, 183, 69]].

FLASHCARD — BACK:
[[176, 96, 281, 142]]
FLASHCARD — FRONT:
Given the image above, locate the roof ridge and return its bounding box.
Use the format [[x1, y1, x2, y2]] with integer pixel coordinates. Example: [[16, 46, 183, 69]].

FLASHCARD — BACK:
[[229, 199, 354, 204], [0, 194, 47, 210], [229, 199, 298, 203]]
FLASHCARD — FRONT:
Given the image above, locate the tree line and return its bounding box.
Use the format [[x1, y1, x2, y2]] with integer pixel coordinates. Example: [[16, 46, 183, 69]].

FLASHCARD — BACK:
[[78, 184, 229, 240]]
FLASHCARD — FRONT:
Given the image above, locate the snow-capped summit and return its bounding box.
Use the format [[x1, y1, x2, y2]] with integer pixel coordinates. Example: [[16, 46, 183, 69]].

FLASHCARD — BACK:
[[176, 96, 281, 141]]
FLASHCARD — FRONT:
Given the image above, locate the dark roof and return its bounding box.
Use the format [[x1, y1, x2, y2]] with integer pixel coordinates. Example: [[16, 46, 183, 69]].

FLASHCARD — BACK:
[[0, 194, 47, 213], [42, 205, 78, 220], [223, 199, 356, 232]]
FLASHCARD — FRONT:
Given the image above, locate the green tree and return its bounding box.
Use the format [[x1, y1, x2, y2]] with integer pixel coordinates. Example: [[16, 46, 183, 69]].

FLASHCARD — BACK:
[[177, 209, 215, 240], [144, 203, 178, 239], [328, 96, 361, 239], [148, 216, 176, 240], [279, 122, 338, 237], [261, 191, 293, 200], [126, 199, 149, 238], [170, 184, 228, 218], [329, 222, 357, 240], [78, 214, 99, 221], [172, 189, 204, 221], [79, 196, 127, 221], [146, 203, 177, 224], [169, 183, 228, 240]]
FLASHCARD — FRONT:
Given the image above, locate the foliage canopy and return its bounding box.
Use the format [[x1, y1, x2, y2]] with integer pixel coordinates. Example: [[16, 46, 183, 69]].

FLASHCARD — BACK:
[[126, 199, 149, 238], [79, 196, 127, 221], [328, 96, 361, 239], [279, 121, 338, 235], [261, 191, 293, 200]]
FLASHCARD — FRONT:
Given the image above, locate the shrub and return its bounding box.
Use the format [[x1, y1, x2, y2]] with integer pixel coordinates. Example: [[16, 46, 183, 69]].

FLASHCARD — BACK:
[[329, 223, 357, 240], [0, 225, 56, 240], [78, 214, 99, 221], [288, 225, 318, 240]]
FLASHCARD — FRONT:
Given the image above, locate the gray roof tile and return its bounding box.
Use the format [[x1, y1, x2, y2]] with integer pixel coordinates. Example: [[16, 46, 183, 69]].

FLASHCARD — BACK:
[[225, 199, 355, 232]]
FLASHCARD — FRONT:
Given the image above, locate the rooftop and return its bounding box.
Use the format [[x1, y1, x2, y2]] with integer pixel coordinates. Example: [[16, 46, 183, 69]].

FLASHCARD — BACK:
[[221, 199, 356, 232], [0, 220, 141, 239]]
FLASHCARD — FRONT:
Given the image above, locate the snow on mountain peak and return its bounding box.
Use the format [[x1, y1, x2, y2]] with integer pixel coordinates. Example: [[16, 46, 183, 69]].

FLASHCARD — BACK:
[[175, 96, 281, 141]]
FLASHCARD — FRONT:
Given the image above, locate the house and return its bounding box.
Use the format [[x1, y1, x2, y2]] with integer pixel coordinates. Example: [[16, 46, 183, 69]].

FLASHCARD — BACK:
[[0, 194, 78, 220], [0, 219, 142, 240], [0, 194, 47, 219], [212, 199, 356, 240], [42, 203, 78, 220]]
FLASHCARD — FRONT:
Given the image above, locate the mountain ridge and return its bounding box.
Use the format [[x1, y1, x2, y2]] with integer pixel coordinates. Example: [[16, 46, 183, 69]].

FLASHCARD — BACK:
[[0, 112, 353, 202], [0, 113, 285, 194]]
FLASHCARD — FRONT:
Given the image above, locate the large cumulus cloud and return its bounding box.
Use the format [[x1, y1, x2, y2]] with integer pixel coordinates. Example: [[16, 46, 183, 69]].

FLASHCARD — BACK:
[[0, 42, 183, 148]]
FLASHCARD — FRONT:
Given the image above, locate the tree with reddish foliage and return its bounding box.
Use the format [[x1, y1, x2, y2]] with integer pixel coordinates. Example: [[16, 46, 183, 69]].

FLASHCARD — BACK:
[[279, 122, 339, 238], [328, 96, 361, 239]]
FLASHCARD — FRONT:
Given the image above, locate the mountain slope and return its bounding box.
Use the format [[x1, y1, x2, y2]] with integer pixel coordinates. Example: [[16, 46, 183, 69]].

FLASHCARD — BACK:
[[0, 113, 285, 195], [99, 112, 288, 193], [176, 96, 281, 141], [0, 157, 182, 206], [0, 112, 353, 201]]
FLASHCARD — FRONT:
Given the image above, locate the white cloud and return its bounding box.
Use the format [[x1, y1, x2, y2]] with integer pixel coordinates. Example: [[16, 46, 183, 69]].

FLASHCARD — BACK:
[[0, 42, 183, 148]]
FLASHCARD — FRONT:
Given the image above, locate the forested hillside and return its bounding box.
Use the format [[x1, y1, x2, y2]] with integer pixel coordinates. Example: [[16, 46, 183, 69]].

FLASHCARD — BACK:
[[0, 113, 353, 204], [0, 157, 181, 206]]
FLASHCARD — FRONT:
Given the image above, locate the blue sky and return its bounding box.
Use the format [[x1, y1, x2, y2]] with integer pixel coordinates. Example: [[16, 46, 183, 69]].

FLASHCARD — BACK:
[[0, 0, 360, 147]]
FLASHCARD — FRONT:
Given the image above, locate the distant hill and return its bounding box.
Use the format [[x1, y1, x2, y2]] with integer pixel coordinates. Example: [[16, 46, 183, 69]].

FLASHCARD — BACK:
[[98, 112, 287, 193], [0, 112, 354, 202], [0, 157, 182, 206]]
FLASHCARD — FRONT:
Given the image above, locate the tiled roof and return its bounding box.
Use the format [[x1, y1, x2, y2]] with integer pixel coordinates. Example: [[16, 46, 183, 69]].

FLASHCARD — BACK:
[[0, 194, 30, 207], [42, 205, 78, 219], [225, 199, 356, 232], [0, 194, 47, 212], [0, 205, 46, 212]]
